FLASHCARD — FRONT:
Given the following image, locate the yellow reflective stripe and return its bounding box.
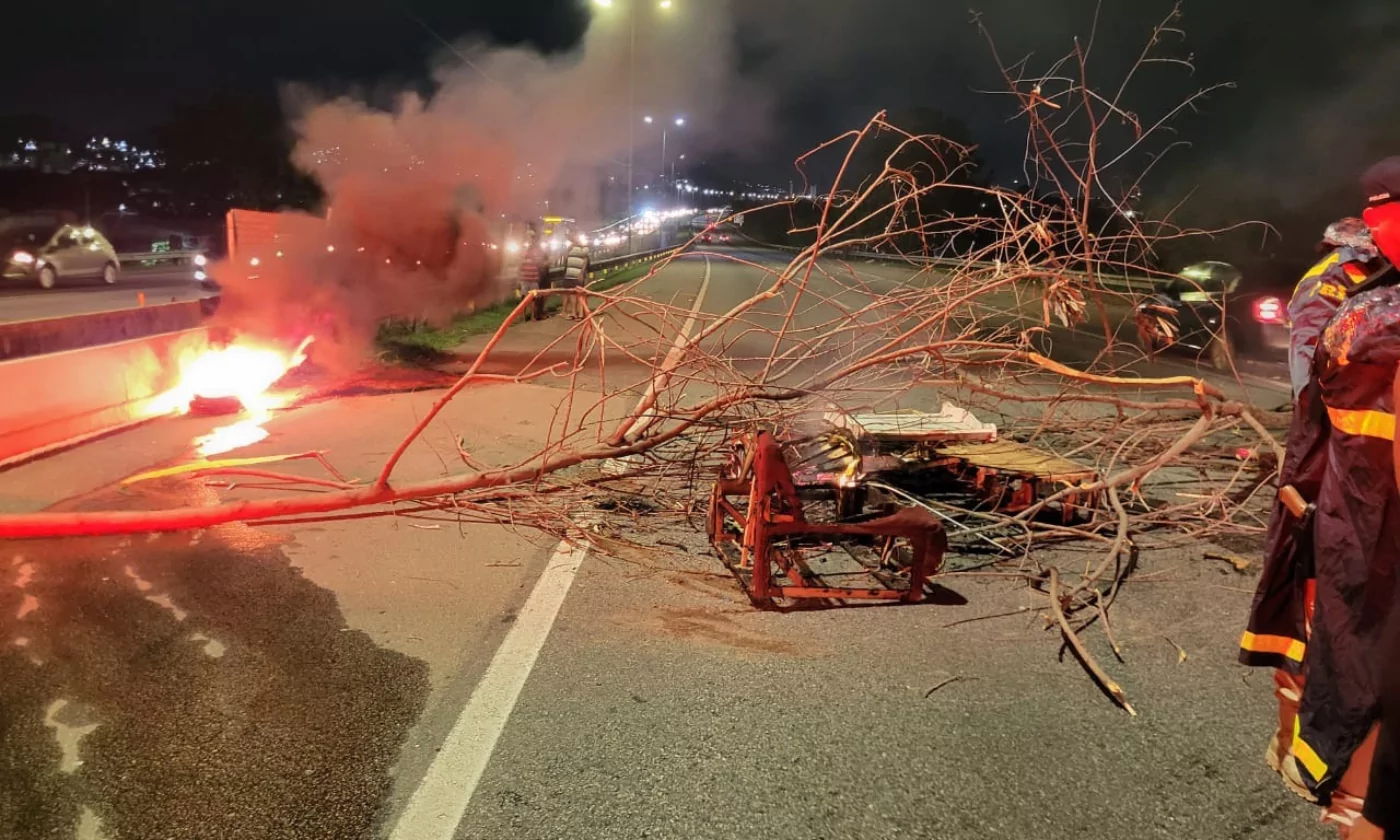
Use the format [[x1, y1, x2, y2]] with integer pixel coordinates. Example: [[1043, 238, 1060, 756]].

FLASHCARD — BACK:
[[1327, 407, 1396, 441], [1301, 252, 1341, 283], [1293, 716, 1329, 781], [1239, 631, 1306, 663]]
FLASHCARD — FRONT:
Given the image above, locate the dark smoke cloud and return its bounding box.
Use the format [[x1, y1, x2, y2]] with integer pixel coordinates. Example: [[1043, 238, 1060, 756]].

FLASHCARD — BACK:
[[733, 0, 1398, 213], [1166, 0, 1400, 211]]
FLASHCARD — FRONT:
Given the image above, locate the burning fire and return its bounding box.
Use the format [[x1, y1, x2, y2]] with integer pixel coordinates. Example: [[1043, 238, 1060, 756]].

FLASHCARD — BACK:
[[151, 336, 314, 457]]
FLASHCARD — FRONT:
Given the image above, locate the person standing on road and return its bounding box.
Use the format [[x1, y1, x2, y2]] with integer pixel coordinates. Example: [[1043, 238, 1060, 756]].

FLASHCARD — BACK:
[[562, 236, 591, 321], [1241, 216, 1383, 788], [518, 237, 548, 321], [1279, 157, 1400, 837]]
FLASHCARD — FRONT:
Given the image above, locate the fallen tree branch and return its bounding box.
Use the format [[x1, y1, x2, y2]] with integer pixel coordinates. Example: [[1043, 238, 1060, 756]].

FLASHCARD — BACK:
[[1049, 567, 1137, 716]]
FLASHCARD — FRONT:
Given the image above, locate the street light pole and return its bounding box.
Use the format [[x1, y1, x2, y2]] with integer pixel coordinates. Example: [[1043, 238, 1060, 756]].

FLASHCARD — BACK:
[[626, 3, 637, 252], [596, 0, 672, 249]]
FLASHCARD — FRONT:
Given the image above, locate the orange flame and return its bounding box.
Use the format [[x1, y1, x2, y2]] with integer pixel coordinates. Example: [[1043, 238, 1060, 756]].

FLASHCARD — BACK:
[[151, 336, 314, 456]]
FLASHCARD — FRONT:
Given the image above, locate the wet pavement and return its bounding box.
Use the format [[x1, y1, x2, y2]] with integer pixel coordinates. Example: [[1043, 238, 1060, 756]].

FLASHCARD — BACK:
[[0, 504, 427, 839], [0, 379, 573, 840]]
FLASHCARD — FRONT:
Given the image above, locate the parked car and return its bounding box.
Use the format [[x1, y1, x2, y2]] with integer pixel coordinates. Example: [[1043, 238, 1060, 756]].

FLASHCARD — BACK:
[[1135, 259, 1294, 368], [1, 221, 121, 289]]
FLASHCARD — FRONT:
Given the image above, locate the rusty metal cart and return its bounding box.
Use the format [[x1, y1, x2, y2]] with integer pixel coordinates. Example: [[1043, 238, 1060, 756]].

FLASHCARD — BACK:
[[707, 431, 947, 608]]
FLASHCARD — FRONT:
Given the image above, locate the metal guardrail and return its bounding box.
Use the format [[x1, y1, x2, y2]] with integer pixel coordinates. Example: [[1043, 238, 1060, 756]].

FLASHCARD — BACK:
[[523, 241, 683, 285], [584, 243, 682, 282], [116, 249, 207, 273]]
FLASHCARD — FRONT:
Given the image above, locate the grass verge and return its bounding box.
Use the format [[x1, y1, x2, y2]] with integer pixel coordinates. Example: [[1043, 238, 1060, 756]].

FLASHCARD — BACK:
[[375, 259, 660, 364]]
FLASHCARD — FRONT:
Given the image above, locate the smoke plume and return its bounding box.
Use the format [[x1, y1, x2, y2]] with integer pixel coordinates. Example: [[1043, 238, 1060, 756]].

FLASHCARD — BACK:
[[216, 2, 755, 365]]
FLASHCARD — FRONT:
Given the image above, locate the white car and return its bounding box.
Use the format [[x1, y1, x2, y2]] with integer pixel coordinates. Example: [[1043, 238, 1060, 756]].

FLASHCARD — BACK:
[[1, 221, 121, 289]]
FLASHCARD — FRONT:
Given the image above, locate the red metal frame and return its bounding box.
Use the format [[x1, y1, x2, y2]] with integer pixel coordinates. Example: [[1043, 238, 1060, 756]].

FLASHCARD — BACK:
[[707, 431, 946, 607]]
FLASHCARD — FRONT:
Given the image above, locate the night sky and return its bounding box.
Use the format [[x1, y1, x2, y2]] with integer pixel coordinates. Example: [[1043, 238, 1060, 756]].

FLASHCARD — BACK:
[[4, 0, 1399, 210]]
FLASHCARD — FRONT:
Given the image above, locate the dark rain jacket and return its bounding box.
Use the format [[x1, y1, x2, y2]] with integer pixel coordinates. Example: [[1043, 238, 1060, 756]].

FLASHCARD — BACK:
[[1290, 283, 1400, 800], [1241, 248, 1377, 670]]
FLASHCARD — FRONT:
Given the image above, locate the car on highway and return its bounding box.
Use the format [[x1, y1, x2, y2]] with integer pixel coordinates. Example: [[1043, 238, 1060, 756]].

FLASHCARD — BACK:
[[1, 221, 121, 289], [1134, 259, 1294, 368], [699, 227, 732, 245]]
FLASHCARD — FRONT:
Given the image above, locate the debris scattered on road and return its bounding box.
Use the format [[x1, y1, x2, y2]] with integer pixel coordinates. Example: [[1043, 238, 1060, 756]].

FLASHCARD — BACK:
[[708, 430, 947, 607], [1205, 551, 1252, 573], [1167, 637, 1189, 664], [707, 404, 1109, 609], [593, 497, 659, 515], [1048, 567, 1137, 716], [924, 676, 966, 698]]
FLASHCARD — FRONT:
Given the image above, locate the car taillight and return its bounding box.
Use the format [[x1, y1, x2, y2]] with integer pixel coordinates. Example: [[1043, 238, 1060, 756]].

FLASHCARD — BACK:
[[1253, 296, 1285, 325]]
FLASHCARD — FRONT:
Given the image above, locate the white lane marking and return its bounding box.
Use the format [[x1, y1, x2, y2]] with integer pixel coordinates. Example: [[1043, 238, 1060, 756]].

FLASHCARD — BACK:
[[77, 806, 108, 840], [628, 256, 712, 439], [657, 255, 712, 376], [387, 536, 589, 840]]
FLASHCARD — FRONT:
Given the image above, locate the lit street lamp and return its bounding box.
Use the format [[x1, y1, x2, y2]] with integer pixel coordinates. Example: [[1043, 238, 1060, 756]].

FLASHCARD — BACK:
[[592, 0, 675, 250], [671, 153, 689, 202], [644, 115, 686, 199]]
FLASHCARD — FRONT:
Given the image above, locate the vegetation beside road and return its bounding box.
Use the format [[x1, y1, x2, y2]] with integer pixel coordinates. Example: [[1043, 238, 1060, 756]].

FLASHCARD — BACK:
[[375, 260, 658, 363]]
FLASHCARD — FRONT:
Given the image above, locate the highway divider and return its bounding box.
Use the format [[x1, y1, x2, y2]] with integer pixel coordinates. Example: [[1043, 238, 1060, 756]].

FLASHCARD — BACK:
[[0, 242, 686, 467], [0, 300, 213, 361], [0, 328, 209, 469], [0, 238, 678, 364]]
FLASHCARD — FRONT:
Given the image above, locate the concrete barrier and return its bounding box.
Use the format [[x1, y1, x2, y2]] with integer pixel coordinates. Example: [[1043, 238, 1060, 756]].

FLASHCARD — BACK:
[[0, 300, 213, 361], [0, 240, 677, 467], [0, 328, 209, 467]]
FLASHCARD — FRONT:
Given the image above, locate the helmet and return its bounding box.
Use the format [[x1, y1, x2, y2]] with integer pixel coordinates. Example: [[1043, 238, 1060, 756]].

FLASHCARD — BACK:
[[1322, 217, 1373, 251]]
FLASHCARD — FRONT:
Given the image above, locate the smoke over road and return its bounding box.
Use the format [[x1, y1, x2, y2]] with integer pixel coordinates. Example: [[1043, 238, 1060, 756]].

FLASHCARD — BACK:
[[213, 2, 758, 365]]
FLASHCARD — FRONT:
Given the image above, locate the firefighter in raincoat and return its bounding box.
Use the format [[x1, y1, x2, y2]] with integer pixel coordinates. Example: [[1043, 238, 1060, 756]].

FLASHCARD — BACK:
[[1241, 217, 1382, 783], [1280, 157, 1400, 836]]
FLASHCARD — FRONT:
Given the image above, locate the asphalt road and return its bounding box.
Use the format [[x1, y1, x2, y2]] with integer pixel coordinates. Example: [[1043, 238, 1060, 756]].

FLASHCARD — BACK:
[[0, 268, 212, 324], [0, 249, 1322, 839]]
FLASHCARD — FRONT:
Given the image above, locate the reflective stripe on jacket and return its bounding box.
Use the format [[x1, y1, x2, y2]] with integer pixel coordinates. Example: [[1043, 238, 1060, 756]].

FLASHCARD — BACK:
[[1289, 283, 1400, 799]]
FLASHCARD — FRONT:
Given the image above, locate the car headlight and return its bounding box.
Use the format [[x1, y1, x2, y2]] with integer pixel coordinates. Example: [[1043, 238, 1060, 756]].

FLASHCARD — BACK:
[[194, 254, 208, 267], [194, 270, 207, 281], [10, 251, 34, 265]]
